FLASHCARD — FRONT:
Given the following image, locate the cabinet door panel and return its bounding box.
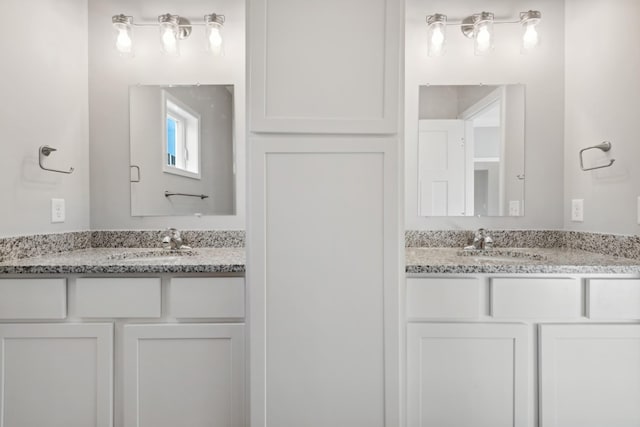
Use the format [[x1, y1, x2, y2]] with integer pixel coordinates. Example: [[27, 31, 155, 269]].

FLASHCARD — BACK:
[[250, 139, 399, 427], [539, 324, 640, 427], [249, 0, 399, 133], [491, 278, 582, 318], [0, 323, 113, 427], [0, 279, 66, 319], [123, 324, 245, 427], [588, 279, 640, 319], [75, 277, 161, 318], [168, 277, 244, 318], [407, 323, 529, 427], [407, 277, 481, 319]]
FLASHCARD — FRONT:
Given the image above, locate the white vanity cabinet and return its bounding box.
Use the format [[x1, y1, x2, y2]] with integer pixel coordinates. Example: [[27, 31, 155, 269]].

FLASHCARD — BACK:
[[406, 275, 640, 427], [407, 322, 529, 427], [0, 323, 113, 427], [123, 324, 245, 427], [0, 275, 246, 427]]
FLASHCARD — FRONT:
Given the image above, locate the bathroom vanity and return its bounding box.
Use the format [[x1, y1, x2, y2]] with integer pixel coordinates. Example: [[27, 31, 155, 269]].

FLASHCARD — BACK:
[[406, 247, 640, 427], [0, 248, 245, 427], [1, 244, 640, 427]]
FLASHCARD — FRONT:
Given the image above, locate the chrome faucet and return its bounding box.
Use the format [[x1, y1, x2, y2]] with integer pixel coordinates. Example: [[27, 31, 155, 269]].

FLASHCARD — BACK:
[[162, 228, 184, 250], [465, 228, 494, 251]]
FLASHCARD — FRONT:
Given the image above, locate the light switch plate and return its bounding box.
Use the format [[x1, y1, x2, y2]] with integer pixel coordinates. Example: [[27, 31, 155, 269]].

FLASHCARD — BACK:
[[571, 199, 584, 222], [51, 198, 65, 223]]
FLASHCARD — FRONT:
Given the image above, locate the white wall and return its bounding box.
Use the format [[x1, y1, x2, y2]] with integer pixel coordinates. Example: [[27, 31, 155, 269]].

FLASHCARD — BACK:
[[88, 0, 245, 230], [0, 0, 90, 237], [564, 0, 640, 235], [406, 0, 565, 230]]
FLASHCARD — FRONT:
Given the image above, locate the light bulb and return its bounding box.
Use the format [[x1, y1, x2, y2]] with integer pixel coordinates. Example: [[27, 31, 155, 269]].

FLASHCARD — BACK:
[[473, 13, 494, 56], [522, 24, 538, 50], [159, 14, 180, 56], [426, 14, 447, 57], [112, 15, 133, 56], [476, 26, 491, 50], [116, 29, 132, 53], [205, 14, 225, 56]]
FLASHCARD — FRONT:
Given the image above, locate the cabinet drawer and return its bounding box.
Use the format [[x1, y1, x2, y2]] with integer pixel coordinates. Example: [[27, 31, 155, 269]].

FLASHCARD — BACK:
[[168, 277, 245, 318], [491, 278, 582, 318], [0, 279, 66, 319], [75, 278, 161, 318], [588, 279, 640, 319], [407, 278, 481, 319]]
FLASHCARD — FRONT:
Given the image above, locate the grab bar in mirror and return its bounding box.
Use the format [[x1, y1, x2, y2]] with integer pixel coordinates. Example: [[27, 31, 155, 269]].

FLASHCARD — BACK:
[[39, 145, 75, 174], [579, 141, 615, 171], [165, 191, 209, 200]]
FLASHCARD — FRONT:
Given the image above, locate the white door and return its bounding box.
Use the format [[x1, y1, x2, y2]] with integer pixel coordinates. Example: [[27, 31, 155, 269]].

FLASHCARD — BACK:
[[407, 323, 529, 427], [418, 120, 466, 216], [123, 324, 245, 427], [0, 323, 113, 427], [539, 324, 640, 427]]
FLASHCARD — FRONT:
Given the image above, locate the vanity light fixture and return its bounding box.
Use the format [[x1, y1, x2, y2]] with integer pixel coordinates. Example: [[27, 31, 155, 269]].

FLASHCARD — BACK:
[[425, 10, 542, 56], [111, 13, 225, 57]]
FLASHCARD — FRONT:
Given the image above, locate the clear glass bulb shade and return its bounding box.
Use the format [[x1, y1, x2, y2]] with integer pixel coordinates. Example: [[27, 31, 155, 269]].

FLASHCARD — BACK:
[[112, 17, 133, 56], [473, 20, 493, 55], [522, 21, 540, 51], [206, 22, 224, 56], [159, 21, 179, 56], [427, 22, 446, 57]]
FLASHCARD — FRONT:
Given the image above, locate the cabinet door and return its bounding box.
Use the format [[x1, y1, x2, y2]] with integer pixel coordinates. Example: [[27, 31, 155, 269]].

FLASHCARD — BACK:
[[123, 324, 245, 427], [407, 323, 529, 427], [249, 0, 399, 133], [539, 324, 640, 427], [0, 323, 113, 427]]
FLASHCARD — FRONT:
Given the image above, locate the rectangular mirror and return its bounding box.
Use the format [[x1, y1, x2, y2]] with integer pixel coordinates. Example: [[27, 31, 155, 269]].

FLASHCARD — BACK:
[[416, 84, 525, 217], [129, 84, 236, 216]]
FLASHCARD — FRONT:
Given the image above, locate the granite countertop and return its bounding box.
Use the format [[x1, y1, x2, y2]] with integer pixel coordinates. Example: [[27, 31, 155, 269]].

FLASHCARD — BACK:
[[1, 245, 640, 276], [406, 247, 640, 274], [0, 247, 245, 275]]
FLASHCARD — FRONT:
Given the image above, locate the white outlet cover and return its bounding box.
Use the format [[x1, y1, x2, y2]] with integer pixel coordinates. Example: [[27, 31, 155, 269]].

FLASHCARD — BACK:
[[509, 200, 520, 216], [637, 197, 640, 225], [571, 199, 584, 222], [51, 198, 65, 223]]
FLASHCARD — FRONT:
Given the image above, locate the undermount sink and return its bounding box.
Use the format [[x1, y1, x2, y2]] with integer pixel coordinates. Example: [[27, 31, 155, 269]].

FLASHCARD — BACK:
[[106, 249, 197, 262], [456, 249, 546, 263]]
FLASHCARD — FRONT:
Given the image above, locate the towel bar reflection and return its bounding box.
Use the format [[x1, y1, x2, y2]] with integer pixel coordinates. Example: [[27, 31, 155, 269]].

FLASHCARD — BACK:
[[165, 191, 209, 199], [39, 145, 75, 174], [579, 141, 615, 171]]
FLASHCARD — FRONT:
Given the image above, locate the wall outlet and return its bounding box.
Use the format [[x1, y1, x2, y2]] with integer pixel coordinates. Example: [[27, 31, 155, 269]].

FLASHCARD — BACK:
[[509, 200, 520, 216], [637, 197, 640, 225], [51, 198, 65, 223], [571, 199, 584, 222]]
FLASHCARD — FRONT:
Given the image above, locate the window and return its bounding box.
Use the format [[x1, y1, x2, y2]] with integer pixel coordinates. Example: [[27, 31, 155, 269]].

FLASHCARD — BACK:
[[162, 90, 201, 179]]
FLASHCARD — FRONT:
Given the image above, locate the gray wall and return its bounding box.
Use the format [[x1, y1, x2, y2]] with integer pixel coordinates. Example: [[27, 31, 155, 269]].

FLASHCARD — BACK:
[[406, 0, 565, 230], [564, 0, 640, 235], [0, 0, 90, 237], [88, 0, 245, 231]]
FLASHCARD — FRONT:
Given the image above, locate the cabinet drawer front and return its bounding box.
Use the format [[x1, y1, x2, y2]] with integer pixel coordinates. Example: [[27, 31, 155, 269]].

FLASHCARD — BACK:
[[407, 278, 480, 319], [491, 278, 582, 318], [168, 277, 245, 318], [0, 279, 66, 319], [75, 278, 161, 318], [588, 279, 640, 319]]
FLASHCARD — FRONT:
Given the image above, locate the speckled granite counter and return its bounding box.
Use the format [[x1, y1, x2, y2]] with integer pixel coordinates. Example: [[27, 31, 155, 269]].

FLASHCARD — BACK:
[[0, 247, 245, 275], [2, 245, 639, 276], [406, 247, 640, 275]]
